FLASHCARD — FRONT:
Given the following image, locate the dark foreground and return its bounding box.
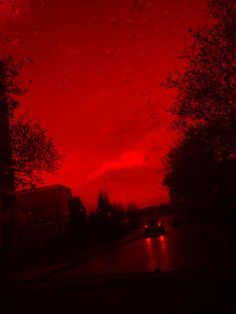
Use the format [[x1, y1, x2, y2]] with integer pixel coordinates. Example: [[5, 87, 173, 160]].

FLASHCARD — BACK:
[[2, 271, 236, 313], [1, 216, 236, 312]]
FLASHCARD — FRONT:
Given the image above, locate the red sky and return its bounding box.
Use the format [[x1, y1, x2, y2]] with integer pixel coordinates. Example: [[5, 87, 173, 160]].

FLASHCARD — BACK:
[[0, 0, 207, 209]]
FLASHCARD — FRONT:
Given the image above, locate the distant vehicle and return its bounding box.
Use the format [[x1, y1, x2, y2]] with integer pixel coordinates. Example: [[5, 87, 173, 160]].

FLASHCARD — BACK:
[[144, 217, 165, 237], [172, 215, 183, 228]]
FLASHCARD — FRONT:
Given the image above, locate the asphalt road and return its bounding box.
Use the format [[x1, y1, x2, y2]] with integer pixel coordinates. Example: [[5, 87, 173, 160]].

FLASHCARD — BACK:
[[3, 216, 236, 313], [50, 216, 236, 279]]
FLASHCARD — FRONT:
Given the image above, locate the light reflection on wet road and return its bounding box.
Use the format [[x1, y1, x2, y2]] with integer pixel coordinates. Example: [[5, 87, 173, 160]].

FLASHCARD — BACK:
[[52, 216, 235, 279]]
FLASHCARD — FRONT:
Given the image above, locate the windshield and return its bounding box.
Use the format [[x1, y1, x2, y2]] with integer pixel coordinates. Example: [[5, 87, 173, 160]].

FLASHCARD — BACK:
[[1, 0, 236, 284]]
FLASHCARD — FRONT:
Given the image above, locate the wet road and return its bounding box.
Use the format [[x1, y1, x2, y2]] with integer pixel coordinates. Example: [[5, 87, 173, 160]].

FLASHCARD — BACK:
[[3, 216, 236, 313], [51, 216, 236, 279]]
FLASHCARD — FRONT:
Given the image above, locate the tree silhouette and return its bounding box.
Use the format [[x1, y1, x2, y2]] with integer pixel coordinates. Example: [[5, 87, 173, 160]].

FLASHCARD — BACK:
[[166, 0, 236, 133], [164, 0, 236, 218], [110, 202, 125, 234], [0, 55, 60, 250], [96, 191, 112, 238], [0, 56, 61, 190], [12, 114, 61, 189], [164, 125, 222, 212], [96, 191, 112, 214], [0, 55, 26, 251], [126, 203, 140, 228], [66, 196, 87, 241]]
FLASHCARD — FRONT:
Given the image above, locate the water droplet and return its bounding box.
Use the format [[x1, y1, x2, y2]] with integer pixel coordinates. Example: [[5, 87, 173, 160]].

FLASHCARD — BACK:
[[126, 69, 133, 75], [105, 49, 114, 57], [91, 15, 98, 22], [154, 28, 161, 35], [140, 18, 148, 26], [138, 33, 144, 39], [125, 18, 133, 25], [110, 17, 118, 25], [134, 0, 146, 9], [122, 77, 131, 84], [33, 27, 38, 35], [127, 35, 134, 42]]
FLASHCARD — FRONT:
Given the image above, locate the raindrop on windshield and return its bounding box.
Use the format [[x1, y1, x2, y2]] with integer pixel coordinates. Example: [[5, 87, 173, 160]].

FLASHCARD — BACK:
[[105, 49, 114, 57], [110, 17, 118, 25]]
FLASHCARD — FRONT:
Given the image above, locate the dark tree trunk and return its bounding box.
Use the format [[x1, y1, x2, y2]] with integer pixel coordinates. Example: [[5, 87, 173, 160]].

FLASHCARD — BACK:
[[0, 91, 15, 252]]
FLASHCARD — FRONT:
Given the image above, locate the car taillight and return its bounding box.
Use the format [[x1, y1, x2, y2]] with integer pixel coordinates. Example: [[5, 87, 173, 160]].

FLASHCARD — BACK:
[[144, 224, 148, 228]]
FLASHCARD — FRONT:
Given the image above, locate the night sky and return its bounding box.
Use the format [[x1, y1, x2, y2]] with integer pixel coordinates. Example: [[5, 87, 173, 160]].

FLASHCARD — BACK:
[[0, 0, 206, 209]]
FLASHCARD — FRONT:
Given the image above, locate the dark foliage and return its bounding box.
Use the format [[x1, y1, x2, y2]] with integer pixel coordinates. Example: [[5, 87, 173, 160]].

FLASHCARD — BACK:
[[12, 114, 61, 189], [164, 0, 236, 219]]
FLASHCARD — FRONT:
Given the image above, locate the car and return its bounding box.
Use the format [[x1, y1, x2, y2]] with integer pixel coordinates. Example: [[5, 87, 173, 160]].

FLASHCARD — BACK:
[[144, 217, 165, 237]]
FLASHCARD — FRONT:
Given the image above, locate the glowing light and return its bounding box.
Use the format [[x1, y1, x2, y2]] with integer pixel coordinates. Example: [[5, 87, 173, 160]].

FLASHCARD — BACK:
[[159, 235, 165, 241]]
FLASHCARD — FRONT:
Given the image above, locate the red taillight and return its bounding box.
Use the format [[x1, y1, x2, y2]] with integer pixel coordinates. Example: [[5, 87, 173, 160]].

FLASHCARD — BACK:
[[158, 222, 161, 226], [144, 224, 148, 229]]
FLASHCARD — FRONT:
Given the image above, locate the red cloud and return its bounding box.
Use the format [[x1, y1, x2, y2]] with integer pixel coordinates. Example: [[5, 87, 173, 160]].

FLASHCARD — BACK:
[[88, 150, 146, 181]]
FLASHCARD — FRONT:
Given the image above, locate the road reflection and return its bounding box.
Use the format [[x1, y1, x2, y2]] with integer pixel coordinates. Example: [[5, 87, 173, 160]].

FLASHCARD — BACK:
[[159, 235, 167, 251], [145, 237, 157, 270], [144, 234, 170, 271], [48, 216, 236, 280]]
